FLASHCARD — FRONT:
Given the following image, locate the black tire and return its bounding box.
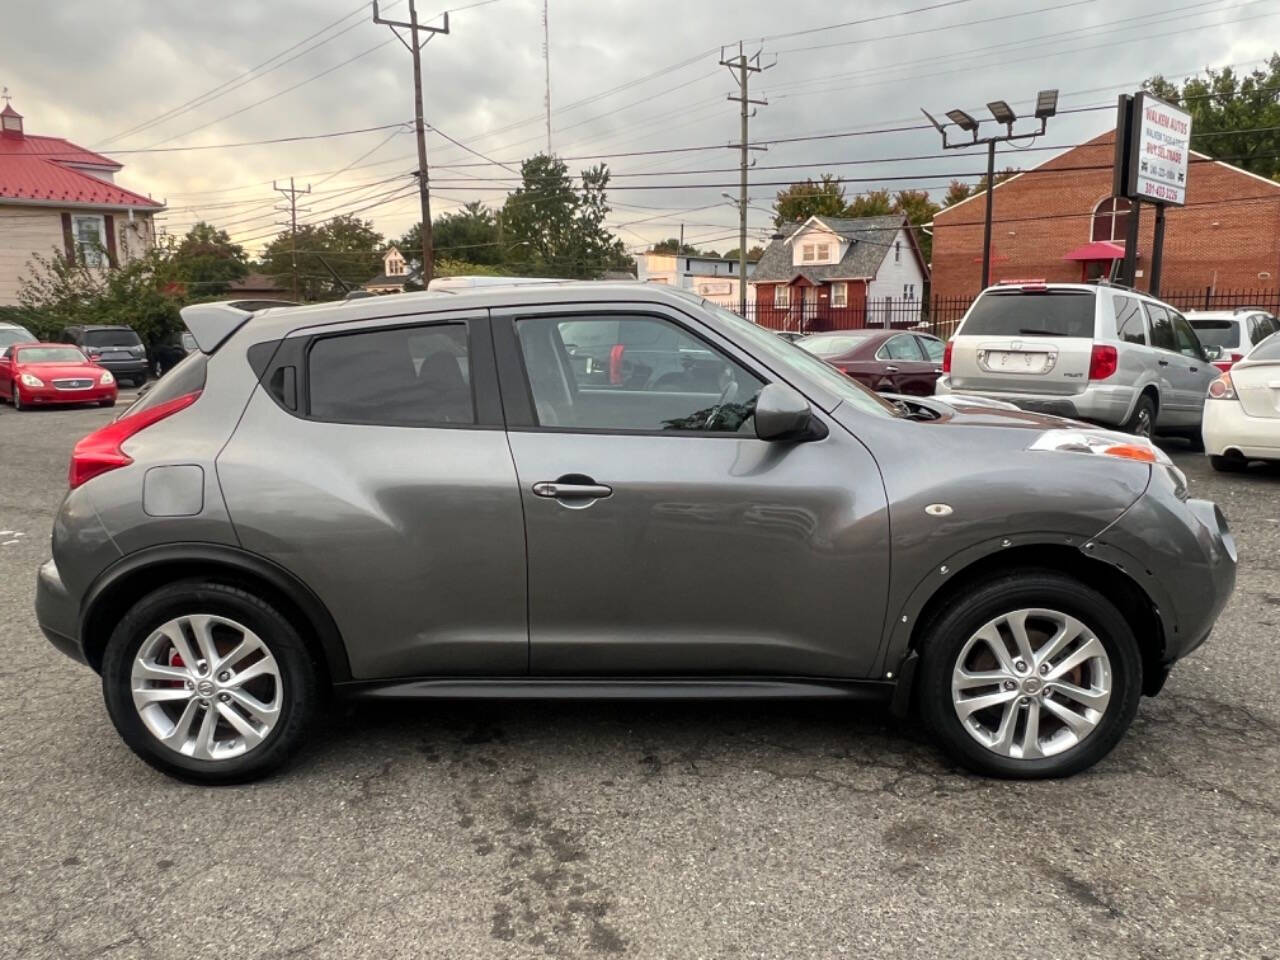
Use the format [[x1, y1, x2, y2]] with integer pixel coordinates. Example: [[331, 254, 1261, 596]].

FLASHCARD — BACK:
[[1181, 431, 1205, 452], [99, 397, 116, 408], [917, 571, 1142, 779], [1121, 393, 1157, 438], [101, 580, 321, 784], [12, 385, 23, 411], [1210, 454, 1248, 473]]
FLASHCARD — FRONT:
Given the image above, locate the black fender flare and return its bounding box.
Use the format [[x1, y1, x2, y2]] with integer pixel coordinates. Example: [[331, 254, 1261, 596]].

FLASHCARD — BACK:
[[79, 541, 352, 681]]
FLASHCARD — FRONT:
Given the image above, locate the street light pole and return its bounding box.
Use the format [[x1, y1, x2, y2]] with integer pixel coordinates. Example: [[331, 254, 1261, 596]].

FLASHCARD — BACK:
[[923, 90, 1059, 291]]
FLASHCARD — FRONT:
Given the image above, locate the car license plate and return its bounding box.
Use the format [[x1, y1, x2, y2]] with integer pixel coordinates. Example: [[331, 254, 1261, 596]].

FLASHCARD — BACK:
[[990, 350, 1049, 373]]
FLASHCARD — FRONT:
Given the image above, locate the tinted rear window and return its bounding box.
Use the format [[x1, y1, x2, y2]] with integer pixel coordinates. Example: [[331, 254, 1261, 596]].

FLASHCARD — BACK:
[[1189, 319, 1240, 348], [960, 290, 1095, 338], [81, 328, 142, 347], [121, 351, 208, 419]]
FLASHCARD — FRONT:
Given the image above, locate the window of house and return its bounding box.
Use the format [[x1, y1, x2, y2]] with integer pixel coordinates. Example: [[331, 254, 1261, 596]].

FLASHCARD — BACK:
[[831, 282, 847, 308], [802, 244, 815, 263], [516, 314, 764, 434], [1113, 295, 1147, 345], [775, 285, 790, 308], [308, 323, 473, 426], [903, 283, 916, 300], [816, 243, 830, 262], [1091, 197, 1132, 243], [387, 256, 404, 277], [72, 215, 105, 268], [895, 241, 901, 264]]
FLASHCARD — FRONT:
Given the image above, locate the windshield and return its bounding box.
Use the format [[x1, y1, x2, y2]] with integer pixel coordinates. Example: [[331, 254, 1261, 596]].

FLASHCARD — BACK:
[[797, 333, 873, 357], [16, 346, 88, 364], [696, 300, 901, 418], [0, 326, 36, 349], [81, 328, 142, 347], [960, 289, 1095, 338], [1188, 318, 1240, 349]]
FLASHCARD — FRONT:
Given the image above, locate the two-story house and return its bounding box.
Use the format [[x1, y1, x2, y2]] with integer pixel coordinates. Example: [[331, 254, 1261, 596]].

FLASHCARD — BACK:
[[633, 250, 757, 307], [363, 245, 421, 294], [0, 100, 164, 305], [747, 214, 929, 331]]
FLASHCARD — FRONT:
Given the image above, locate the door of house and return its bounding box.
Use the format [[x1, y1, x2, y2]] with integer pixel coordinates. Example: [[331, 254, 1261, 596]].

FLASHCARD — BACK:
[[802, 285, 818, 330]]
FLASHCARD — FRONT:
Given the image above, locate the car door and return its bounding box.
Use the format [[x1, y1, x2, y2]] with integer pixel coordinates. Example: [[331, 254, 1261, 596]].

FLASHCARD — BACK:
[[876, 333, 935, 395], [491, 303, 891, 679], [216, 309, 529, 679], [915, 334, 946, 393], [1143, 302, 1193, 426], [1170, 310, 1215, 423], [0, 347, 12, 396]]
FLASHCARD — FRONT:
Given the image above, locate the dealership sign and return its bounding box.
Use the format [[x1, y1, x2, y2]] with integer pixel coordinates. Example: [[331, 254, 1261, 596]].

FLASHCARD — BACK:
[[1126, 92, 1192, 206]]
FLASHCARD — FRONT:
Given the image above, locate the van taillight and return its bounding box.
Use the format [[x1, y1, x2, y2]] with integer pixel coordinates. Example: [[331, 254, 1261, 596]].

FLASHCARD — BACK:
[[942, 340, 953, 373], [1089, 344, 1118, 381], [68, 391, 201, 489]]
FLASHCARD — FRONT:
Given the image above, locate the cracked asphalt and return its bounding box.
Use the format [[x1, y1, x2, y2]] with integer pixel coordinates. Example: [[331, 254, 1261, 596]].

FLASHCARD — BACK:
[[1, 400, 1278, 960]]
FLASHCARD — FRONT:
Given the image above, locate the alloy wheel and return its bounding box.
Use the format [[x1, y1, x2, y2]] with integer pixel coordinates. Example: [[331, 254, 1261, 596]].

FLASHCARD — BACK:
[[950, 608, 1112, 760], [1134, 408, 1152, 437], [12, 385, 21, 411], [130, 614, 283, 760]]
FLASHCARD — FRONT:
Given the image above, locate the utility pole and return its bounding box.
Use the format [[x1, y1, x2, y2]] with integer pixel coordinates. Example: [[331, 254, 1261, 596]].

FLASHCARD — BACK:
[[721, 42, 773, 315], [542, 0, 552, 155], [374, 0, 449, 286], [273, 177, 311, 301]]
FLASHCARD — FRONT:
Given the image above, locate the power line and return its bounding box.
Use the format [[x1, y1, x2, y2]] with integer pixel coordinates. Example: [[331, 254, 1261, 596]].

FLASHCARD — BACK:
[[33, 122, 411, 159]]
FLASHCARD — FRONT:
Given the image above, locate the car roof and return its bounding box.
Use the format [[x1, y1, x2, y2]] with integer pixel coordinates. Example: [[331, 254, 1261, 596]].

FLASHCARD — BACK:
[[1184, 311, 1242, 321]]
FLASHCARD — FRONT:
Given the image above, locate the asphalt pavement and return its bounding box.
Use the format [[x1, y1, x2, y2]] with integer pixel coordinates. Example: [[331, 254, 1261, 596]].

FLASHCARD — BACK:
[[1, 398, 1277, 960]]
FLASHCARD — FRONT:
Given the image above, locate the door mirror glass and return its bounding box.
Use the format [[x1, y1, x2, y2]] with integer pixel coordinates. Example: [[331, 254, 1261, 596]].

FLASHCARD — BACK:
[[1202, 344, 1223, 361], [755, 383, 820, 441]]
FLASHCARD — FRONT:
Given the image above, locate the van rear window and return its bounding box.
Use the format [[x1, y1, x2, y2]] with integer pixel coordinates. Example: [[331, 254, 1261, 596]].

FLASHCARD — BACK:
[[1188, 319, 1240, 349], [961, 290, 1094, 338]]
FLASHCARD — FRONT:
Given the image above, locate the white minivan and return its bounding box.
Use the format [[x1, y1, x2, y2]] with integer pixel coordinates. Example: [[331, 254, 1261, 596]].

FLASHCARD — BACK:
[[936, 281, 1218, 438]]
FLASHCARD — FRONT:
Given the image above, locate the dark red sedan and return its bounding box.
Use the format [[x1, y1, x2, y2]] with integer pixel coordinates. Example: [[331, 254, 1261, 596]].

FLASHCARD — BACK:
[[0, 342, 118, 411], [796, 329, 947, 396]]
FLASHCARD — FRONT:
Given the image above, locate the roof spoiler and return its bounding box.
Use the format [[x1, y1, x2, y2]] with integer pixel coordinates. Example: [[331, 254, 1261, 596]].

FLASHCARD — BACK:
[[179, 302, 255, 354]]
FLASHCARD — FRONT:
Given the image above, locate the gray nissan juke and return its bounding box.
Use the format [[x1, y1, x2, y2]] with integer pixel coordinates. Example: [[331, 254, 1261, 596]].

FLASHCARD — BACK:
[[35, 284, 1236, 783]]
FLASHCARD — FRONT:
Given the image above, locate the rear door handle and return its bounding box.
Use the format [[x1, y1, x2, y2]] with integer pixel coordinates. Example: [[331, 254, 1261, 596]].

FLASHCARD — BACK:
[[1157, 359, 1170, 366], [532, 481, 613, 500], [884, 365, 899, 373]]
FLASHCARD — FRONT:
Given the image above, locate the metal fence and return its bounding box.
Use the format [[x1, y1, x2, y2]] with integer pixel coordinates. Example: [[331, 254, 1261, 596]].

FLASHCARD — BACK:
[[1155, 287, 1280, 314]]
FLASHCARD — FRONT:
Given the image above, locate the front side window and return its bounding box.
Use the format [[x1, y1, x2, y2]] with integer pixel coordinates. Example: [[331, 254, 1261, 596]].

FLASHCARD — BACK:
[[516, 314, 763, 434], [877, 335, 924, 361], [73, 215, 105, 267], [1144, 304, 1177, 352], [1113, 295, 1148, 345], [1171, 313, 1206, 361], [1091, 197, 1132, 243], [831, 282, 847, 308], [308, 323, 473, 426]]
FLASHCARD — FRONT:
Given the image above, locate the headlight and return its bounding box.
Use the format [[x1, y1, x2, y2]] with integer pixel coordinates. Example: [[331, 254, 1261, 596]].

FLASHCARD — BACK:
[[19, 373, 44, 388], [99, 370, 115, 385], [1029, 428, 1172, 466]]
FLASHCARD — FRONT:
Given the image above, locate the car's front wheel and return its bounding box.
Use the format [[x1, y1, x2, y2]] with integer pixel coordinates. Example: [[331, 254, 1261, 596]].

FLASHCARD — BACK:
[[11, 385, 23, 411], [918, 571, 1141, 779], [101, 581, 321, 784]]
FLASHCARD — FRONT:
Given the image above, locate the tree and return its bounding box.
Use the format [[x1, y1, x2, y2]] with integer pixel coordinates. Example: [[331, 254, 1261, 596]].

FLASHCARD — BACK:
[[401, 201, 502, 265], [891, 189, 941, 265], [942, 179, 974, 208], [171, 222, 248, 297], [973, 167, 1020, 195], [651, 238, 701, 255], [772, 174, 848, 227], [1146, 55, 1280, 180], [501, 154, 630, 277], [845, 188, 894, 218], [722, 245, 766, 262], [260, 214, 384, 300]]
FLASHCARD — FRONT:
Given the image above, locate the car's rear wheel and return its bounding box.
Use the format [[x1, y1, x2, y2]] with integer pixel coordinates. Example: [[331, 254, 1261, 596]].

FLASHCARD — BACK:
[[1210, 454, 1248, 473], [918, 571, 1141, 778], [1122, 394, 1156, 438], [101, 581, 320, 784]]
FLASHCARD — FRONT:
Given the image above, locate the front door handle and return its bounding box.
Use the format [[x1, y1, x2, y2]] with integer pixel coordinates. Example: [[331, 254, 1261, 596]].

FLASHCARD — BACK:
[[1189, 366, 1199, 373], [532, 481, 613, 500], [884, 365, 899, 373], [1157, 359, 1170, 366]]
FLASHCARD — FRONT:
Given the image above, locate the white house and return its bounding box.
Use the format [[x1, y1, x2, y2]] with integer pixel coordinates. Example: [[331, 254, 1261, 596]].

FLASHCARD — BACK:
[[632, 251, 757, 307]]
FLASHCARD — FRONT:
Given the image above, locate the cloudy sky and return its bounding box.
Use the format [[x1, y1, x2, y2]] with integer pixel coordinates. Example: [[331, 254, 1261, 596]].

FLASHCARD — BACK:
[[6, 0, 1274, 257]]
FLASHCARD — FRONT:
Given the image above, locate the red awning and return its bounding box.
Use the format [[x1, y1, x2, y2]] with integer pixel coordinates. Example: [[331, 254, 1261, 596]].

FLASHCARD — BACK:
[[1062, 241, 1126, 262]]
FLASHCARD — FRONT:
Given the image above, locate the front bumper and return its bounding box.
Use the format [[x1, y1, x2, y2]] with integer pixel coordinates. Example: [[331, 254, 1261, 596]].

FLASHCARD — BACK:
[[1202, 398, 1280, 460], [36, 558, 88, 666], [935, 376, 1134, 426], [16, 382, 117, 406], [92, 358, 147, 379]]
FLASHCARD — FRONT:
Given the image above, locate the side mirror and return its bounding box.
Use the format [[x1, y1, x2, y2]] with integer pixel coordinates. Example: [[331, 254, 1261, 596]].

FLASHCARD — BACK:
[[755, 382, 824, 442], [1202, 344, 1223, 361]]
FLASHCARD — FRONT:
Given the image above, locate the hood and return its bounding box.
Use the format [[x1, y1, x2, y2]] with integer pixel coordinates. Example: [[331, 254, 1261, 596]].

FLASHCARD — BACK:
[[886, 393, 1083, 431], [19, 362, 110, 380]]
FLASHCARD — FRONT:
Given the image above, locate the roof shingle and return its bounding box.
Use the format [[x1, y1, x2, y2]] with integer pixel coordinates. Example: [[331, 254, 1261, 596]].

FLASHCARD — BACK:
[[749, 214, 906, 283]]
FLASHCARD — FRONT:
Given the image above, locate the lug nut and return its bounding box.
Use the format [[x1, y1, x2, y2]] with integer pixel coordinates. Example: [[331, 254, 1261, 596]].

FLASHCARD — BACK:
[[1039, 664, 1049, 676], [1014, 660, 1028, 673], [198, 698, 209, 707], [196, 661, 209, 675], [184, 680, 194, 690], [1003, 680, 1016, 691], [1019, 697, 1029, 706], [219, 693, 230, 703], [218, 671, 230, 682]]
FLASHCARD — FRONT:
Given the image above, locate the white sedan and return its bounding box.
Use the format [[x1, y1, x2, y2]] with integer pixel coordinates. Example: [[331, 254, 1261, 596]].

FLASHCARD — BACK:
[[1203, 333, 1280, 472]]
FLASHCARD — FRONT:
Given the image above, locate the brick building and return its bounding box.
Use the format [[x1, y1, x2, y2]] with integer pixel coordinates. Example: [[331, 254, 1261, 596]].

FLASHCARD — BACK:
[[929, 129, 1280, 302]]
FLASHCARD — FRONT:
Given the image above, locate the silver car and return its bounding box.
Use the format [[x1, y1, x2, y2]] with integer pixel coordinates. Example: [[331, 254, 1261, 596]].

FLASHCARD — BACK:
[[35, 285, 1236, 783], [936, 282, 1218, 439]]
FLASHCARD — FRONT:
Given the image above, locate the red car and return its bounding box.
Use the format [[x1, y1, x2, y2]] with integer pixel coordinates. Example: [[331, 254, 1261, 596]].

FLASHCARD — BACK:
[[796, 329, 947, 396], [0, 342, 118, 411]]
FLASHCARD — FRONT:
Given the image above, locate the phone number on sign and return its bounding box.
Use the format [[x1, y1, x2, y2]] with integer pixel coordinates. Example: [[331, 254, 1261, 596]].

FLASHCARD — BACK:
[[1138, 180, 1182, 202]]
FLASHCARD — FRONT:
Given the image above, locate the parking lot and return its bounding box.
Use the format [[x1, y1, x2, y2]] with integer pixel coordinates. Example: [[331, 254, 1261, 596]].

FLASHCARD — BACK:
[[1, 398, 1277, 960]]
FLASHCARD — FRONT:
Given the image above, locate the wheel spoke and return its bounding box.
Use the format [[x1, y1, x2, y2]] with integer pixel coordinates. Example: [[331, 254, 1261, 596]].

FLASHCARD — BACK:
[[955, 687, 1018, 719], [954, 669, 1009, 691], [228, 658, 276, 688], [226, 688, 279, 725], [156, 622, 199, 672], [1051, 680, 1110, 712], [134, 686, 192, 705], [1005, 610, 1036, 665], [191, 704, 219, 760], [216, 634, 263, 673], [137, 661, 190, 683], [1042, 696, 1097, 738], [990, 700, 1019, 753], [1033, 620, 1079, 668], [187, 615, 221, 668], [1019, 700, 1042, 759], [161, 698, 201, 748], [972, 625, 1016, 673], [1046, 636, 1105, 681], [217, 701, 265, 746]]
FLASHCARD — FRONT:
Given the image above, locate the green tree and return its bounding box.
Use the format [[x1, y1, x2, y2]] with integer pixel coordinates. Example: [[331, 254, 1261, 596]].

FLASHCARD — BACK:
[[942, 179, 974, 208], [1145, 55, 1280, 179], [891, 189, 941, 265], [400, 201, 502, 265], [845, 188, 894, 218], [650, 238, 701, 255], [722, 245, 766, 262], [171, 222, 248, 297], [772, 174, 848, 227], [260, 214, 384, 300]]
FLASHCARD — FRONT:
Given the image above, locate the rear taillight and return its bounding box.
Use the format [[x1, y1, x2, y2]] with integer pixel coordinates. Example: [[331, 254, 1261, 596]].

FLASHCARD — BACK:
[[68, 391, 201, 489], [1089, 344, 1118, 380], [1207, 373, 1236, 401], [942, 340, 953, 374], [608, 343, 625, 385]]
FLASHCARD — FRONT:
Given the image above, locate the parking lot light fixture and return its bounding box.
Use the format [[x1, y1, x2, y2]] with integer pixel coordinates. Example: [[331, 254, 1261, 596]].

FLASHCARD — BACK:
[[1035, 89, 1059, 120], [987, 100, 1016, 128], [945, 108, 979, 133]]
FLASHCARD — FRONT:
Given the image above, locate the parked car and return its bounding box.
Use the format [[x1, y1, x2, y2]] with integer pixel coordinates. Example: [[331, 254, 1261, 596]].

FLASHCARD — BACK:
[[62, 325, 148, 387], [0, 342, 117, 410], [151, 330, 198, 379], [1185, 309, 1279, 372], [797, 329, 945, 395], [0, 321, 38, 351], [774, 330, 807, 344], [936, 281, 1217, 439], [1202, 332, 1280, 472], [36, 285, 1235, 784]]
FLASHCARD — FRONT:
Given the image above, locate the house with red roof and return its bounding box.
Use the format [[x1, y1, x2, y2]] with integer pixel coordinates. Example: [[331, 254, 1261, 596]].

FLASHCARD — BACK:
[[0, 99, 164, 305]]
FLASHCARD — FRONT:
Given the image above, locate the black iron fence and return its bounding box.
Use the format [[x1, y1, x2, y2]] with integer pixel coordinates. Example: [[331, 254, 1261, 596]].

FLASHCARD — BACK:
[[1155, 287, 1280, 314]]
